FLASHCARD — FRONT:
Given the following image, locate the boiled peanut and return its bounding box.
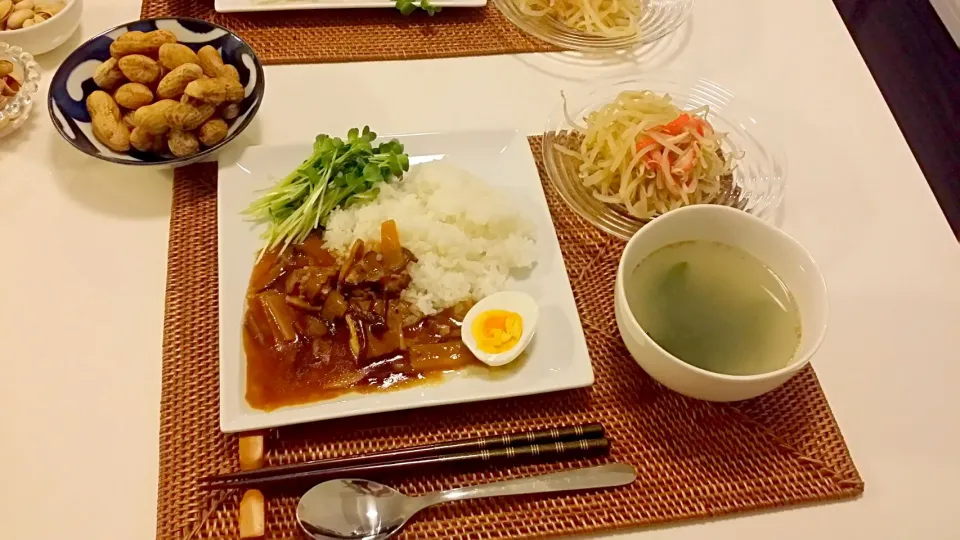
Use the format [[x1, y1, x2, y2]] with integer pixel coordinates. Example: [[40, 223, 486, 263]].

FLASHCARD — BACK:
[[14, 0, 34, 10], [191, 103, 216, 129], [86, 90, 130, 152], [156, 63, 203, 100], [184, 77, 243, 104], [133, 99, 178, 135], [93, 58, 125, 90], [131, 128, 167, 154], [0, 60, 12, 79], [180, 95, 217, 128], [221, 103, 240, 120], [131, 128, 169, 154], [183, 77, 227, 104], [151, 132, 169, 153], [110, 29, 176, 59], [158, 43, 199, 71], [118, 55, 161, 84], [222, 78, 244, 103], [164, 101, 211, 131], [114, 82, 154, 109], [196, 45, 225, 78], [20, 17, 32, 27], [129, 127, 157, 152], [167, 129, 199, 157], [118, 30, 145, 39], [221, 64, 240, 81], [122, 110, 137, 130], [198, 118, 228, 147]]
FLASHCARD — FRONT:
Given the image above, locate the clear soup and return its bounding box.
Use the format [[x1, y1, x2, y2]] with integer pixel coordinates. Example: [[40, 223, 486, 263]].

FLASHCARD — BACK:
[[627, 240, 802, 376]]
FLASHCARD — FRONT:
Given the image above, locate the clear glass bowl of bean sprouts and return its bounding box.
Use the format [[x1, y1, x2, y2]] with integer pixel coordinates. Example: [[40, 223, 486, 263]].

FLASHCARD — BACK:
[[543, 73, 786, 240], [494, 0, 694, 52]]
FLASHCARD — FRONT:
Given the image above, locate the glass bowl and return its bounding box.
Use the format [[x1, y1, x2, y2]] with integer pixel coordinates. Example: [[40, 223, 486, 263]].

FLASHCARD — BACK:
[[0, 43, 40, 138], [494, 0, 694, 52], [543, 73, 787, 240]]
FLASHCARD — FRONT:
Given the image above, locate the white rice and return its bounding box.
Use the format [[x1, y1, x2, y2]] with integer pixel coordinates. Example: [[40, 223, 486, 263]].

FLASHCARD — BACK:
[[322, 160, 537, 315]]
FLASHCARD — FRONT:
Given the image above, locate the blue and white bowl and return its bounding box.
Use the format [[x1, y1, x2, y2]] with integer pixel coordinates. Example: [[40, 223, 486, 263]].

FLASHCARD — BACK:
[[48, 17, 264, 167]]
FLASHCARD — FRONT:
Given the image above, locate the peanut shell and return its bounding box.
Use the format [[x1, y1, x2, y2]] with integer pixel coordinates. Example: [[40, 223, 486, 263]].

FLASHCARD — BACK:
[[118, 55, 161, 85], [86, 90, 130, 152], [133, 99, 178, 135], [168, 129, 199, 157], [198, 118, 228, 147], [93, 58, 125, 91], [158, 43, 199, 71], [110, 30, 176, 59], [196, 45, 225, 78], [156, 63, 203, 100], [114, 82, 154, 109]]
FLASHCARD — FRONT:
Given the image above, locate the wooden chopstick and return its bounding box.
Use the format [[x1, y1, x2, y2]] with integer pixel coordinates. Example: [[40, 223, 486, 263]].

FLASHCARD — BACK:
[[200, 437, 609, 491], [202, 423, 603, 484]]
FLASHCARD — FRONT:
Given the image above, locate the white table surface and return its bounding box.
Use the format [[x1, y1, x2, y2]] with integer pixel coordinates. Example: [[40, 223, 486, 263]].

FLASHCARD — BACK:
[[3, 1, 960, 539]]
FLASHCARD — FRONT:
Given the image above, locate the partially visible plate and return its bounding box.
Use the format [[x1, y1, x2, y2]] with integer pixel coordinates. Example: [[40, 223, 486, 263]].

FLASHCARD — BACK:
[[215, 0, 486, 12], [218, 129, 594, 433]]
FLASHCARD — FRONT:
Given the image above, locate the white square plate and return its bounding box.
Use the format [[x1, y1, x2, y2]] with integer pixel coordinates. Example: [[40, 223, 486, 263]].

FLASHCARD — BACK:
[[214, 0, 486, 13], [218, 129, 594, 433]]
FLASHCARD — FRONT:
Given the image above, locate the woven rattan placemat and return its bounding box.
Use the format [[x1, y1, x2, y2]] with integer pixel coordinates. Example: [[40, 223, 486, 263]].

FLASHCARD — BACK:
[[140, 0, 559, 64], [157, 137, 863, 539]]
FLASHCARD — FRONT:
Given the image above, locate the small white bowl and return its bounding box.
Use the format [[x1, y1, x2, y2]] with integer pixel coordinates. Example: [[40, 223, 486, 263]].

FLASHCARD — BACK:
[[614, 205, 828, 402], [0, 0, 82, 56]]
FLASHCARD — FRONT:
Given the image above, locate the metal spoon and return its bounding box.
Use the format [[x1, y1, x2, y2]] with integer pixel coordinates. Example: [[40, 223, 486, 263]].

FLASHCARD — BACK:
[[297, 463, 637, 540]]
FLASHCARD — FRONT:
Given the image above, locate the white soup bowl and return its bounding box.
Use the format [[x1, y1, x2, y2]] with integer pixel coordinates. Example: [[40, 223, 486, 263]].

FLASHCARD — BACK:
[[614, 205, 828, 402]]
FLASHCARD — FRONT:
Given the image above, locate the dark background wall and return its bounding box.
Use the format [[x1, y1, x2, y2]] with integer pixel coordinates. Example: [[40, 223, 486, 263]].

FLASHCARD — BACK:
[[833, 0, 960, 238]]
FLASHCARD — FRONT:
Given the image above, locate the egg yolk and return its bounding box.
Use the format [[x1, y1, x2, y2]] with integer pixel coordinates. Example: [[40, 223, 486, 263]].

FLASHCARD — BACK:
[[471, 310, 523, 354]]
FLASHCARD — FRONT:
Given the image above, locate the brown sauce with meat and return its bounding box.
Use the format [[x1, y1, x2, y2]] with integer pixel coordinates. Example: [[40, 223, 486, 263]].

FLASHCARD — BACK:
[[243, 221, 479, 411]]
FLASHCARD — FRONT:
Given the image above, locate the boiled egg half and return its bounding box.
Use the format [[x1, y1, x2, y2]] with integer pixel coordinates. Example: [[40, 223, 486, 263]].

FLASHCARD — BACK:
[[461, 291, 539, 367]]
